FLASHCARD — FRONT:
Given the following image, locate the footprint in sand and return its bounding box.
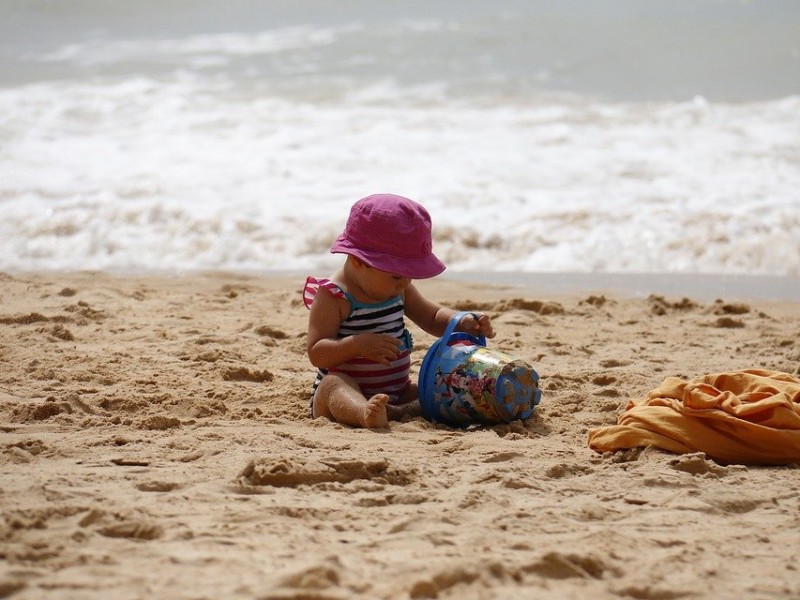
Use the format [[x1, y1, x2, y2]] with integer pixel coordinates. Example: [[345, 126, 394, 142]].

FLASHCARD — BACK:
[[253, 324, 288, 339], [12, 399, 73, 422], [98, 521, 163, 540], [63, 301, 107, 322], [523, 551, 621, 580], [276, 559, 342, 592], [709, 316, 745, 329], [37, 323, 75, 341], [580, 295, 611, 308], [409, 566, 481, 599], [544, 462, 594, 479], [648, 295, 698, 316], [237, 457, 413, 488], [708, 300, 751, 315], [592, 374, 621, 397], [600, 358, 632, 368], [668, 453, 728, 477], [502, 298, 566, 315], [135, 481, 182, 492], [221, 366, 274, 382], [592, 374, 617, 386]]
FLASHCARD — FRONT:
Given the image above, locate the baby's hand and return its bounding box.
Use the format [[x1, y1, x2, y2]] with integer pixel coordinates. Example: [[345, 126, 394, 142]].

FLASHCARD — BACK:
[[460, 312, 496, 339], [355, 333, 402, 365]]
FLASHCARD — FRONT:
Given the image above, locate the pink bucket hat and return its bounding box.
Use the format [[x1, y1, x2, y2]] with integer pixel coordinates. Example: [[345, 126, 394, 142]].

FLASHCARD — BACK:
[[331, 194, 446, 279]]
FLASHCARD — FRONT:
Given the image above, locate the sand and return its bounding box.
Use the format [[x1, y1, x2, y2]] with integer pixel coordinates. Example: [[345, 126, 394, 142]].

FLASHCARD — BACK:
[[1, 270, 799, 600]]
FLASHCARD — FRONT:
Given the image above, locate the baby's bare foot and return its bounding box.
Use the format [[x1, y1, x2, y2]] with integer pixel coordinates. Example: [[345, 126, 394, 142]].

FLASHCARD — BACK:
[[363, 394, 390, 428]]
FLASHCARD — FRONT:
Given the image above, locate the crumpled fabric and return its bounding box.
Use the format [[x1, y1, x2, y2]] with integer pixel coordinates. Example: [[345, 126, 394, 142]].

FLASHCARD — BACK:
[[588, 369, 800, 465]]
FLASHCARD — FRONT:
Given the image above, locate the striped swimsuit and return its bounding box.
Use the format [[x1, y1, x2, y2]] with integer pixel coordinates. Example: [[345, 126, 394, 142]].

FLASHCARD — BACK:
[[303, 277, 413, 407]]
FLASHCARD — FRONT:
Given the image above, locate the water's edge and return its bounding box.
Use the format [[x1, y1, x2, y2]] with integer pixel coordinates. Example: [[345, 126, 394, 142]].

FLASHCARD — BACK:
[[442, 271, 800, 301], [6, 269, 797, 302]]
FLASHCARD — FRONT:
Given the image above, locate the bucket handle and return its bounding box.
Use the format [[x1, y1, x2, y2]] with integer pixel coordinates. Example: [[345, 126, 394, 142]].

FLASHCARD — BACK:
[[432, 311, 486, 361]]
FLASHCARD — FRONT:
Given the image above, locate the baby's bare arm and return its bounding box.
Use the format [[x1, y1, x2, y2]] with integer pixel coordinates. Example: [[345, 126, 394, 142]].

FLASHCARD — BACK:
[[403, 284, 495, 338], [402, 283, 455, 337]]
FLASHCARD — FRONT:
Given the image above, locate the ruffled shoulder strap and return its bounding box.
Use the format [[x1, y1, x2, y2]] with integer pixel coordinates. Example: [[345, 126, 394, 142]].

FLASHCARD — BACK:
[[303, 277, 347, 309]]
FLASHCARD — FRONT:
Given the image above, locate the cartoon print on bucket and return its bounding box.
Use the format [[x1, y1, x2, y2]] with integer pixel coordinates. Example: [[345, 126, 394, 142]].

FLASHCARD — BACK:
[[419, 311, 542, 427]]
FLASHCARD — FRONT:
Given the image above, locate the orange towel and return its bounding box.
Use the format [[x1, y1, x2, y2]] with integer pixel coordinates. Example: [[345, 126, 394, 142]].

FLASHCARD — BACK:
[[587, 369, 800, 465]]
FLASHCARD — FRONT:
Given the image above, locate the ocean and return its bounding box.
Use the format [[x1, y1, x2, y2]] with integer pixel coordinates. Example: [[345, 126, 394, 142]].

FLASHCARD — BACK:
[[1, 0, 799, 276]]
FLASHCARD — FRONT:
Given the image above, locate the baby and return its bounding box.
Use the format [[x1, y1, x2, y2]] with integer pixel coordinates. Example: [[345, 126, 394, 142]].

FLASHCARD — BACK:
[[304, 193, 494, 428]]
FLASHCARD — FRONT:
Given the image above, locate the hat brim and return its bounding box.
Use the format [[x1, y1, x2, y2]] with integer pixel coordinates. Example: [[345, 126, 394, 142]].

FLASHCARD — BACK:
[[331, 237, 446, 279]]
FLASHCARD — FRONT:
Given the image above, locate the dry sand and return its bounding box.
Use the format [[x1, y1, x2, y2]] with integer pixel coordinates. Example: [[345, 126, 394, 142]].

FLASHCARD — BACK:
[[1, 270, 799, 600]]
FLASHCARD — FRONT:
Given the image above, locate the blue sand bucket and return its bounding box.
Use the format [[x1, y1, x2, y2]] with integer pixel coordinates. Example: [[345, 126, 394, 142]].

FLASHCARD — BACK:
[[418, 311, 543, 427]]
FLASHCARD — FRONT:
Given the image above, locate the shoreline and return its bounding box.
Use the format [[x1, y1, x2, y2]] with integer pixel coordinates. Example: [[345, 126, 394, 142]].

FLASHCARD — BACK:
[[4, 268, 799, 301], [443, 271, 800, 301]]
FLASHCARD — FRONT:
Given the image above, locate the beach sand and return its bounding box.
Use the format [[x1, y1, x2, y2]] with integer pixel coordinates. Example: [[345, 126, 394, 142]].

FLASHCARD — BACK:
[[1, 270, 799, 600]]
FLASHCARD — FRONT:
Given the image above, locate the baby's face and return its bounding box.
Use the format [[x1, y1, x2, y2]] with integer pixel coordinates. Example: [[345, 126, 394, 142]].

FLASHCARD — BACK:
[[361, 266, 411, 301]]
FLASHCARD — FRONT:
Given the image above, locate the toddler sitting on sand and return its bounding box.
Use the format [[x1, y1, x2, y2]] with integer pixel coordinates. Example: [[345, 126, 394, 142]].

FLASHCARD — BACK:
[[303, 193, 494, 428]]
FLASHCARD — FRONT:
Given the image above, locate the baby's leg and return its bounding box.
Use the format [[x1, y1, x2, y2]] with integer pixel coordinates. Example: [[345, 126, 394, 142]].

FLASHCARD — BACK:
[[313, 373, 389, 429], [386, 383, 422, 421]]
